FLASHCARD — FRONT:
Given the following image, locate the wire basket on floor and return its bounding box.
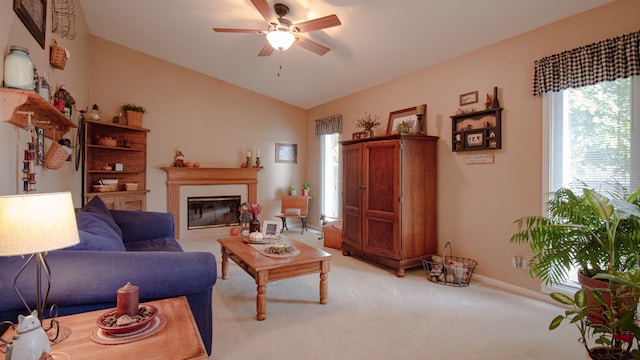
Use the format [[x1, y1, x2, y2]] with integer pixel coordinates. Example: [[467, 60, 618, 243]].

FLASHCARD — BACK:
[[421, 241, 477, 287]]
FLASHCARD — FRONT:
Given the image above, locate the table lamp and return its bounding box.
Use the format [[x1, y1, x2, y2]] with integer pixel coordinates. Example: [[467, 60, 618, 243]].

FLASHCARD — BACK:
[[0, 192, 79, 340]]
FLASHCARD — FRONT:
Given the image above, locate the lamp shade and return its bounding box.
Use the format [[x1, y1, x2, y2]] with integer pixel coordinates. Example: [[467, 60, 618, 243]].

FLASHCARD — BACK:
[[267, 29, 295, 51], [0, 192, 79, 256]]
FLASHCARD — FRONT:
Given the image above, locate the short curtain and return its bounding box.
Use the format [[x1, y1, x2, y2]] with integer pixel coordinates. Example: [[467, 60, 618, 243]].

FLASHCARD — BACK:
[[532, 30, 640, 96], [315, 114, 342, 137]]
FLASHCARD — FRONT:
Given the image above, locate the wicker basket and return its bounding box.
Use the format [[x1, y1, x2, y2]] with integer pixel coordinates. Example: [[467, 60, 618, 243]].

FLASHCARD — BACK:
[[125, 110, 143, 127], [49, 40, 67, 70], [421, 242, 477, 287], [44, 141, 72, 170], [323, 220, 342, 250]]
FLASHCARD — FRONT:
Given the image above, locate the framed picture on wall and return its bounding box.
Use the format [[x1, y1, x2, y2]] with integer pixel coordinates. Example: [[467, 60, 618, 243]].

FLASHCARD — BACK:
[[275, 143, 297, 163], [13, 0, 47, 49]]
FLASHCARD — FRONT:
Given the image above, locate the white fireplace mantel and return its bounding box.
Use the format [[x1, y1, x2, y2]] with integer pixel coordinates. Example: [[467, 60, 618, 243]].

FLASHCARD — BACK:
[[161, 167, 262, 238]]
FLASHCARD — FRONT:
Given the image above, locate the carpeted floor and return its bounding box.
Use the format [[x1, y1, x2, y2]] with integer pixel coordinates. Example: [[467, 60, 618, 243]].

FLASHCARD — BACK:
[[180, 227, 584, 360]]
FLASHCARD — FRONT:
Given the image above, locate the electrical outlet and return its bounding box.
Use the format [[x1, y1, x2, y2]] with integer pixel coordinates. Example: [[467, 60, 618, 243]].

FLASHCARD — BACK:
[[512, 256, 526, 269]]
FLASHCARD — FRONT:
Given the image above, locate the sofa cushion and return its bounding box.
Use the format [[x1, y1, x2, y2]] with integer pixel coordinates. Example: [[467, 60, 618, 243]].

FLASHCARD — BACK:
[[124, 237, 183, 252], [65, 211, 126, 251], [79, 196, 123, 240]]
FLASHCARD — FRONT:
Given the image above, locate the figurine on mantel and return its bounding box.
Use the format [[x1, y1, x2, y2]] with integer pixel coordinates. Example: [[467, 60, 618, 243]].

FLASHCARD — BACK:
[[173, 149, 186, 167]]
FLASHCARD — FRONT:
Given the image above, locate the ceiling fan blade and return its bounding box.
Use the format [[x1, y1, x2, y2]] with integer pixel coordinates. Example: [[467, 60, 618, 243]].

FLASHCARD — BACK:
[[294, 15, 341, 33], [294, 36, 330, 56], [213, 28, 264, 34], [250, 0, 277, 24], [258, 42, 274, 57]]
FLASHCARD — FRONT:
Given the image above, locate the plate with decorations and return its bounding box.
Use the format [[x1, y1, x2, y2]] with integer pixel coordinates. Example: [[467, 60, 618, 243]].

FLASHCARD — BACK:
[[252, 242, 300, 258]]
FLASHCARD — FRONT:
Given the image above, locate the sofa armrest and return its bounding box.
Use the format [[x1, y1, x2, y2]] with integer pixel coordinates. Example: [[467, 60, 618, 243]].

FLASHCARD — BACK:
[[110, 210, 175, 244]]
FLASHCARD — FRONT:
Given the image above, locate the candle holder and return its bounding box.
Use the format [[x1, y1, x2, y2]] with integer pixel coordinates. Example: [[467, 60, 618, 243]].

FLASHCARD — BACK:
[[416, 114, 425, 135], [246, 156, 251, 168], [255, 157, 261, 168]]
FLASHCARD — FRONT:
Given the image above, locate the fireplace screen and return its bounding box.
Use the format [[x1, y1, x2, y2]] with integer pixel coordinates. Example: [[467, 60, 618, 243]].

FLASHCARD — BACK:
[[187, 196, 241, 230]]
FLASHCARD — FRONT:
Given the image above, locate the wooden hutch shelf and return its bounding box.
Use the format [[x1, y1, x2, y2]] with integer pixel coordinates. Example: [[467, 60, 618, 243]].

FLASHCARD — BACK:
[[1, 87, 76, 140]]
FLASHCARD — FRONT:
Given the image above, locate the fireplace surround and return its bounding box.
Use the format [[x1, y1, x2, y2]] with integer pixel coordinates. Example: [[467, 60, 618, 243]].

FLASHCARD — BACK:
[[161, 167, 262, 238]]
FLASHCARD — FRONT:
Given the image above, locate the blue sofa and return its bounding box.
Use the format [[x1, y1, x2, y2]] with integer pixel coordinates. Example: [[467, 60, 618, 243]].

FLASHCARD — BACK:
[[0, 197, 217, 355]]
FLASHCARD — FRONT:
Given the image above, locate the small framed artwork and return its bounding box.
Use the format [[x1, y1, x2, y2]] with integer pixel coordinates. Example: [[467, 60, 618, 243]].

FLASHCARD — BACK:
[[352, 131, 364, 139], [386, 105, 426, 135], [13, 0, 47, 49], [465, 131, 484, 148], [459, 91, 479, 106], [275, 143, 297, 163], [261, 220, 281, 239]]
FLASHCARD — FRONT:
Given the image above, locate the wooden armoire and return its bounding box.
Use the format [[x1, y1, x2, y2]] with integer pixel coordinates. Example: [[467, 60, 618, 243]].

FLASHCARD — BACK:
[[340, 134, 438, 277]]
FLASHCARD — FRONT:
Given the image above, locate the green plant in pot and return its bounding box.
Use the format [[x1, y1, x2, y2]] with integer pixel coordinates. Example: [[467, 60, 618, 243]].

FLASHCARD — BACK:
[[511, 183, 640, 359], [288, 185, 296, 196], [549, 271, 640, 359]]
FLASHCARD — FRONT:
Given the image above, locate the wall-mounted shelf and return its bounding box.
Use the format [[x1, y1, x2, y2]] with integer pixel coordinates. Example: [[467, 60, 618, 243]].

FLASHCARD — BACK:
[[451, 108, 502, 152], [1, 87, 76, 140]]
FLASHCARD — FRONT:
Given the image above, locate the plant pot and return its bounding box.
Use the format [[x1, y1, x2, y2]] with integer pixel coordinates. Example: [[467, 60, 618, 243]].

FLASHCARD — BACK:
[[302, 189, 309, 196], [578, 271, 639, 325], [289, 190, 297, 196], [586, 346, 633, 360]]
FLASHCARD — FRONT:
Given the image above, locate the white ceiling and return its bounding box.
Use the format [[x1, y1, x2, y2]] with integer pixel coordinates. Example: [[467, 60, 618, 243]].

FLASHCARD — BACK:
[[78, 0, 612, 109]]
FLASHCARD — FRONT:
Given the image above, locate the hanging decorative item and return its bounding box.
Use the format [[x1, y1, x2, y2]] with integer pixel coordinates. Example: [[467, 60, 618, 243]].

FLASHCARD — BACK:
[[51, 0, 76, 40], [18, 111, 37, 193]]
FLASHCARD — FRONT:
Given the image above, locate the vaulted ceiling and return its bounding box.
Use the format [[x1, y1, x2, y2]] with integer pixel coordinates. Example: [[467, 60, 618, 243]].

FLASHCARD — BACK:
[[79, 0, 612, 109]]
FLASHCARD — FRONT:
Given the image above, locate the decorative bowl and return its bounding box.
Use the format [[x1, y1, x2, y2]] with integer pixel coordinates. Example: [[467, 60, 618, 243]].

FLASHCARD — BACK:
[[96, 304, 157, 335]]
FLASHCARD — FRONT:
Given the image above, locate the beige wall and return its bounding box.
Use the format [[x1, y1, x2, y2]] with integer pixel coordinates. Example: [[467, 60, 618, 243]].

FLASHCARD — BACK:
[[88, 37, 307, 220], [306, 0, 640, 292], [0, 0, 90, 205]]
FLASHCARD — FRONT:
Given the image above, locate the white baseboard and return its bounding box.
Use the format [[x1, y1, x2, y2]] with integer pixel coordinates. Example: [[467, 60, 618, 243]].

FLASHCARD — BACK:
[[473, 274, 556, 305]]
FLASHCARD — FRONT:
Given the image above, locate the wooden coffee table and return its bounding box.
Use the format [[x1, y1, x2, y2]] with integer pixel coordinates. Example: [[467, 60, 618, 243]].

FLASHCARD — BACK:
[[0, 296, 207, 360], [218, 236, 331, 320]]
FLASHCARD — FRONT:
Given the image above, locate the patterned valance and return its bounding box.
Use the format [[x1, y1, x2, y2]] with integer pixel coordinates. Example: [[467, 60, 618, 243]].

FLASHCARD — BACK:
[[532, 30, 640, 96], [315, 114, 342, 137]]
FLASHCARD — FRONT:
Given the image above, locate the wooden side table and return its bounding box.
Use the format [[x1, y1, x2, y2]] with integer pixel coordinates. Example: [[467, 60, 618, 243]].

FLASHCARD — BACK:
[[0, 296, 207, 360]]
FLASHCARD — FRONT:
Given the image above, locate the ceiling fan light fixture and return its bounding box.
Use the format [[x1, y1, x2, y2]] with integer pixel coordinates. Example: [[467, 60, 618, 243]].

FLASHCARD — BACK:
[[266, 27, 295, 51]]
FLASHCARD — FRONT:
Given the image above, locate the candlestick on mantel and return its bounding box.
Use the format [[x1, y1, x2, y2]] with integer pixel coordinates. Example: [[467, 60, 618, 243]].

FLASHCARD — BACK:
[[256, 150, 261, 158], [247, 151, 251, 158]]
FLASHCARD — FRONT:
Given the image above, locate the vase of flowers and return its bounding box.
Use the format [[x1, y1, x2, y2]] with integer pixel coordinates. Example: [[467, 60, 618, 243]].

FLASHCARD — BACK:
[[248, 203, 263, 233], [354, 112, 381, 138]]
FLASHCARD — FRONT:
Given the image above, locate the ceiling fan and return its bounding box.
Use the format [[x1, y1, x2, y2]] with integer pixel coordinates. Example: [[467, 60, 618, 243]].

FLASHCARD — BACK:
[[213, 0, 341, 56]]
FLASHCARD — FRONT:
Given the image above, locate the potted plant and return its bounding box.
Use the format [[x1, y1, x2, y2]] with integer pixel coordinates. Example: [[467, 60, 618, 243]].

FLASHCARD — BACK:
[[511, 183, 640, 358], [549, 271, 640, 359], [122, 103, 146, 127], [288, 185, 296, 196], [353, 112, 381, 138], [302, 183, 310, 196]]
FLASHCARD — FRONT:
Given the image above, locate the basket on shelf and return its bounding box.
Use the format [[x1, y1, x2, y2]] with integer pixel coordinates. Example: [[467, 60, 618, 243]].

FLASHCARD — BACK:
[[49, 40, 68, 70], [421, 241, 477, 287], [44, 141, 72, 170], [124, 110, 143, 127]]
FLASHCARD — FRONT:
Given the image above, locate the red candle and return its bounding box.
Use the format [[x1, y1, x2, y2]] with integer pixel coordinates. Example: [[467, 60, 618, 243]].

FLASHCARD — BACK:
[[116, 282, 139, 317]]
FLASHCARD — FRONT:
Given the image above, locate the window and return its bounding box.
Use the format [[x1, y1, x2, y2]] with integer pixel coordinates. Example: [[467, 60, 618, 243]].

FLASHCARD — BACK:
[[543, 75, 640, 289], [321, 133, 340, 220]]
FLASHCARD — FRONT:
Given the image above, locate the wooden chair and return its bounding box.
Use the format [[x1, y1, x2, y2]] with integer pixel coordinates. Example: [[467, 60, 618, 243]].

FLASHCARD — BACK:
[[275, 196, 310, 234]]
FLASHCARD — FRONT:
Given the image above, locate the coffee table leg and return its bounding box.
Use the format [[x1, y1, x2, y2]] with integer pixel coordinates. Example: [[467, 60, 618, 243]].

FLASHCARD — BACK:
[[256, 271, 268, 320], [319, 260, 329, 304], [221, 248, 229, 280]]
